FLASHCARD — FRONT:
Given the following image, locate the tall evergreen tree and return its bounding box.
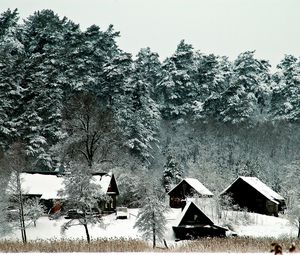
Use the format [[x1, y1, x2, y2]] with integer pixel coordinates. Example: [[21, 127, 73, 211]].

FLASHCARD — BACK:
[[163, 155, 182, 192], [17, 10, 73, 167], [193, 54, 232, 120], [157, 40, 197, 120], [0, 9, 24, 150], [116, 48, 161, 163], [217, 51, 271, 125], [271, 55, 300, 122], [134, 183, 168, 248]]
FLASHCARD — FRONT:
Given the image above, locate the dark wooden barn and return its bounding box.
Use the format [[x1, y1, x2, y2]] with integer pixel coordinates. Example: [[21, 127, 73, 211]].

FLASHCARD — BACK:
[[220, 176, 286, 216], [172, 202, 227, 240], [168, 178, 213, 208]]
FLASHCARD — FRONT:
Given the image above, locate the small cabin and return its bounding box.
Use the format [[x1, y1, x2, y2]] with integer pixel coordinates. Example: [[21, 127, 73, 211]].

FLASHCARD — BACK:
[[172, 201, 227, 240], [168, 178, 213, 208], [17, 172, 119, 213], [92, 172, 119, 213], [220, 176, 286, 216]]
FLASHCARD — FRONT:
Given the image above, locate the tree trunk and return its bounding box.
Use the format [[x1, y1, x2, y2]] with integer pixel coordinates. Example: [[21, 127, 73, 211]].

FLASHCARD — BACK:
[[17, 171, 27, 243], [20, 201, 27, 243], [152, 211, 156, 249], [83, 222, 91, 243], [298, 218, 300, 238]]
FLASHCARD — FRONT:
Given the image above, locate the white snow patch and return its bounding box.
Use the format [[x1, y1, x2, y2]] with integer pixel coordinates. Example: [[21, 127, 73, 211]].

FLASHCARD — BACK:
[[0, 209, 297, 242], [1, 209, 141, 242]]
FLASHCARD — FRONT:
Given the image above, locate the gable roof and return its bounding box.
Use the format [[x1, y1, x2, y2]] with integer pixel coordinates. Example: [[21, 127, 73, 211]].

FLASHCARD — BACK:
[[174, 201, 214, 227], [20, 173, 64, 199], [92, 173, 119, 195], [168, 178, 213, 197], [16, 172, 117, 200], [221, 176, 284, 204]]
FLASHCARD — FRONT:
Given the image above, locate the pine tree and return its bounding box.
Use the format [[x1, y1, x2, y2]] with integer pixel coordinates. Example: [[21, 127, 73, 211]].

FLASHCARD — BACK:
[[61, 23, 120, 96], [218, 51, 271, 125], [163, 155, 182, 192], [157, 40, 197, 120], [82, 24, 120, 96], [102, 52, 133, 107], [17, 10, 73, 168], [0, 9, 24, 150], [134, 184, 168, 248], [270, 55, 300, 122], [193, 54, 232, 120], [116, 48, 162, 163]]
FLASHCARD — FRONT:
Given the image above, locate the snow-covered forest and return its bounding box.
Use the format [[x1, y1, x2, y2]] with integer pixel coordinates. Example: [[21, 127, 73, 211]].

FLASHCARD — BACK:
[[0, 8, 299, 225]]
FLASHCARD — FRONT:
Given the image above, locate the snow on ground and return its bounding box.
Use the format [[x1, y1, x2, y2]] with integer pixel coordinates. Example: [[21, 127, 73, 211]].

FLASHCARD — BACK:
[[219, 210, 298, 238], [0, 209, 141, 241], [0, 209, 298, 242]]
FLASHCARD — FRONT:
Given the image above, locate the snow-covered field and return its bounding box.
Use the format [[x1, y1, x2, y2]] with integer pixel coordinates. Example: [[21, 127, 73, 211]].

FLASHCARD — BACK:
[[1, 209, 141, 241], [0, 209, 298, 242], [218, 210, 298, 238]]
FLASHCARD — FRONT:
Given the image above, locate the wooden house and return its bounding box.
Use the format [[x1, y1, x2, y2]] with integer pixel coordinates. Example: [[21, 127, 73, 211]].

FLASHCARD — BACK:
[[18, 172, 119, 213], [92, 172, 119, 212], [172, 201, 227, 240], [220, 176, 286, 216], [168, 178, 213, 208]]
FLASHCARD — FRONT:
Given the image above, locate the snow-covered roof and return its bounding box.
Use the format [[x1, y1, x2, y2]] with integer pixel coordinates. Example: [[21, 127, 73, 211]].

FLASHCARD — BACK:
[[173, 201, 214, 227], [92, 173, 115, 194], [18, 172, 115, 199], [185, 178, 214, 196], [168, 178, 213, 197], [221, 176, 284, 204], [20, 173, 64, 199]]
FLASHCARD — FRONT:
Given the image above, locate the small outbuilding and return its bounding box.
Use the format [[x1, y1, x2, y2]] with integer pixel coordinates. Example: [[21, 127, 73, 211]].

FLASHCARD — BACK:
[[92, 172, 119, 212], [220, 176, 286, 216], [172, 201, 227, 240], [168, 178, 213, 208]]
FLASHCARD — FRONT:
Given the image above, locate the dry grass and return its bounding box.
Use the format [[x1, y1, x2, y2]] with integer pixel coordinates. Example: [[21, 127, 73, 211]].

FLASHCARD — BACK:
[[170, 237, 300, 253], [0, 237, 299, 253], [0, 238, 149, 252]]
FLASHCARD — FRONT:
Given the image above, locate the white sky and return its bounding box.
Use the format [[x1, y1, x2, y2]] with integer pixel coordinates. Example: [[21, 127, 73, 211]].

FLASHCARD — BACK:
[[1, 0, 300, 67]]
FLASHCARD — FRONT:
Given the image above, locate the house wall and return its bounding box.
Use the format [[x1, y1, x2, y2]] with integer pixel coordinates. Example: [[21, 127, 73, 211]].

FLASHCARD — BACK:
[[266, 200, 278, 216], [222, 179, 279, 216], [170, 196, 183, 208], [99, 194, 117, 213], [173, 226, 226, 240]]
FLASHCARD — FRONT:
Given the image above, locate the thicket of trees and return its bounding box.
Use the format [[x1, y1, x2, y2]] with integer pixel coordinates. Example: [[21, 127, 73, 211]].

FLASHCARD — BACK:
[[0, 8, 299, 234]]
